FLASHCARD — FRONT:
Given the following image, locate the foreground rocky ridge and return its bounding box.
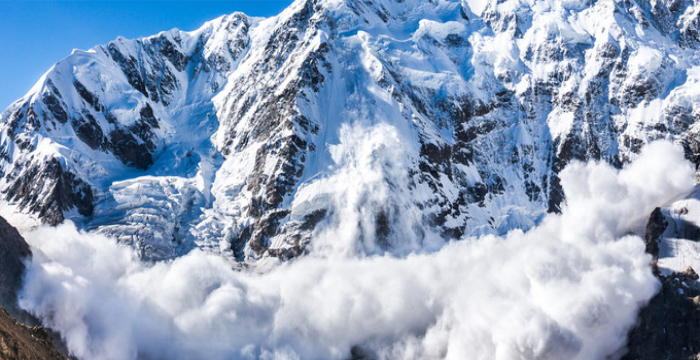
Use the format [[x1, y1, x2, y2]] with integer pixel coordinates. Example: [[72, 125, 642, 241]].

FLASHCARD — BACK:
[[623, 267, 700, 360], [623, 189, 700, 360], [0, 306, 67, 360], [0, 216, 67, 360], [2, 0, 700, 262], [0, 216, 31, 321]]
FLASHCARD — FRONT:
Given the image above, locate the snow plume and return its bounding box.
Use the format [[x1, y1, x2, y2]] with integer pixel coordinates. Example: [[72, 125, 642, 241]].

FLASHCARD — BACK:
[[292, 123, 443, 258], [19, 139, 695, 360]]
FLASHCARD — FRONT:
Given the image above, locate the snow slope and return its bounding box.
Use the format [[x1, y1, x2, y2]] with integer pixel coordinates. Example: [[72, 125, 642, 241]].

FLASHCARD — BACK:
[[2, 0, 700, 261]]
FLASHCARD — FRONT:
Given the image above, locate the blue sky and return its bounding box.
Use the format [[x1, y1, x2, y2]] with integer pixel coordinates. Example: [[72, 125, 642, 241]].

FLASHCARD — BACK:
[[0, 1, 294, 110]]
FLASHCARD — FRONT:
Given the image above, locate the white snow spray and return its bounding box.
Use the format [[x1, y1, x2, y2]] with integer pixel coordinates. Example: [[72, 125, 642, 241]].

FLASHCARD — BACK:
[[18, 123, 695, 360]]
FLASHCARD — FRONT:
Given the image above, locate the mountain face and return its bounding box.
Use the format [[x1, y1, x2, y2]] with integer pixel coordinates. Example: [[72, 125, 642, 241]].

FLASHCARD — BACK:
[[2, 0, 700, 261]]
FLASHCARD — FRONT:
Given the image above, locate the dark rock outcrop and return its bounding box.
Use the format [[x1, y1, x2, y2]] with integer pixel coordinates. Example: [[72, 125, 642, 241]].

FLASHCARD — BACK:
[[3, 158, 94, 226], [0, 216, 69, 360], [623, 267, 700, 360], [0, 216, 31, 318], [624, 209, 700, 360], [644, 207, 668, 275]]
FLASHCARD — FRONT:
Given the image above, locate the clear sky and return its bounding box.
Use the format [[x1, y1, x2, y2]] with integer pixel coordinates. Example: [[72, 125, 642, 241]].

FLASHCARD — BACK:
[[0, 1, 294, 111]]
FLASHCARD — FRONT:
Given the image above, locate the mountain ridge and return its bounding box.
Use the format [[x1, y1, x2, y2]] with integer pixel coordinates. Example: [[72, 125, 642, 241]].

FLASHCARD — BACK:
[[1, 0, 700, 262]]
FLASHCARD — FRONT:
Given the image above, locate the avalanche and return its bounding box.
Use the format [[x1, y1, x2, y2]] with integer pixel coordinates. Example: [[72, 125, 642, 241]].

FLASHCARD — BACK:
[[3, 0, 700, 358], [19, 141, 694, 360]]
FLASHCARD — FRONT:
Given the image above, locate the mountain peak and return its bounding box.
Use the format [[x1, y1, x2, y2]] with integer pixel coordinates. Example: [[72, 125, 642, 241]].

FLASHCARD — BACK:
[[0, 0, 699, 262]]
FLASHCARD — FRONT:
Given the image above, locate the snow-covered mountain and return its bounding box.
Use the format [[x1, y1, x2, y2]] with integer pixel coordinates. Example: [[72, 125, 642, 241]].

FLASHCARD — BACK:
[[2, 0, 700, 261]]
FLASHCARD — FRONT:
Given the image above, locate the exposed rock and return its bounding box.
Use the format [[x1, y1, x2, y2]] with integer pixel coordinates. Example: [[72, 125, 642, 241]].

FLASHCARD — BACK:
[[645, 207, 668, 274], [3, 158, 94, 225], [624, 208, 700, 360], [0, 216, 73, 360], [623, 269, 700, 360], [71, 113, 105, 150], [107, 128, 154, 170], [0, 216, 30, 319], [0, 306, 67, 360]]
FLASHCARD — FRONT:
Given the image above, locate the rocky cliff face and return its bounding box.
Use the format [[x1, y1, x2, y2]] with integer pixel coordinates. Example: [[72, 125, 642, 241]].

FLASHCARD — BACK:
[[2, 0, 700, 262], [623, 266, 700, 360], [0, 216, 67, 360], [624, 192, 700, 360], [0, 216, 31, 319]]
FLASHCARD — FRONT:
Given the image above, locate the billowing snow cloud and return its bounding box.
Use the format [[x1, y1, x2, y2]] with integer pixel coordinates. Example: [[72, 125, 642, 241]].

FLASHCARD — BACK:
[[18, 125, 695, 360]]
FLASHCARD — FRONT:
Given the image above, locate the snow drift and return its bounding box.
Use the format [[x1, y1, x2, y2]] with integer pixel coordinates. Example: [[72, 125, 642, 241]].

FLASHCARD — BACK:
[[18, 135, 695, 360]]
